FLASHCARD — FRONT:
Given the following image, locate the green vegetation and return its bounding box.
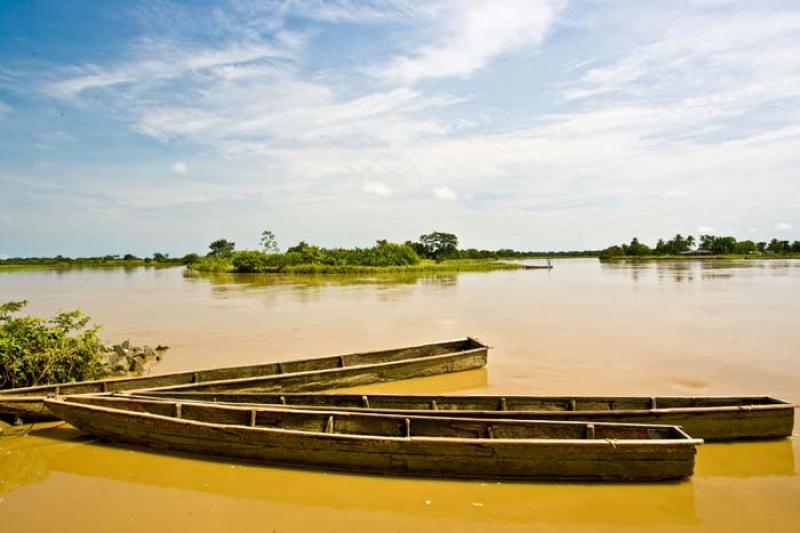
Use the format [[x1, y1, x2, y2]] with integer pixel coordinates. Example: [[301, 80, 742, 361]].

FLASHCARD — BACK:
[[0, 229, 598, 274], [0, 253, 195, 271], [186, 231, 564, 274], [0, 300, 105, 389], [600, 234, 800, 261]]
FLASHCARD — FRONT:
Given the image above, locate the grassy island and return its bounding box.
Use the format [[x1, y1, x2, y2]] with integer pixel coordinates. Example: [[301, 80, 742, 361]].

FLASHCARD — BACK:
[[187, 233, 542, 274]]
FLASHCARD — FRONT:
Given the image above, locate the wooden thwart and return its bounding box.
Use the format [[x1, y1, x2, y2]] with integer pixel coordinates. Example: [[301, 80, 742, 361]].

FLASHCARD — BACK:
[[133, 392, 796, 441], [0, 337, 488, 422], [45, 395, 702, 482]]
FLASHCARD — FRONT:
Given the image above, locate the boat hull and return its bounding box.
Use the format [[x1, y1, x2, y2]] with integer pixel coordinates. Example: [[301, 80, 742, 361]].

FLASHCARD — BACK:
[[135, 393, 796, 441], [0, 338, 487, 422], [45, 398, 699, 481]]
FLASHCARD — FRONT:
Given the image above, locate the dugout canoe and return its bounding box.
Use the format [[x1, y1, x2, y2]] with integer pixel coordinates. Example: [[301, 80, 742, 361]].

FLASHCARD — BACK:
[[0, 338, 487, 422], [45, 395, 701, 481], [134, 392, 796, 441]]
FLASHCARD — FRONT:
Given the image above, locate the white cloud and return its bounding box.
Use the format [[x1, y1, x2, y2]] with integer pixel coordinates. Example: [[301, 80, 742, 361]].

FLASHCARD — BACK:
[[7, 1, 800, 252], [380, 0, 565, 84], [363, 180, 392, 197], [45, 41, 298, 100], [565, 7, 800, 107], [171, 161, 188, 174], [774, 222, 792, 231], [0, 101, 11, 115], [433, 186, 458, 201]]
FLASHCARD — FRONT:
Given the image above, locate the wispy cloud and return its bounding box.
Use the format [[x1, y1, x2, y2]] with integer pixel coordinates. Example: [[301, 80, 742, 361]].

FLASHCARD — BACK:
[[363, 180, 392, 197], [433, 186, 458, 201], [380, 0, 565, 84], [45, 40, 298, 100], [2, 0, 799, 254]]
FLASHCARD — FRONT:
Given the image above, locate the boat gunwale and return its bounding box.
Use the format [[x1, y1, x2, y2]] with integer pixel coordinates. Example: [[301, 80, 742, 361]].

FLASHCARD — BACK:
[[0, 336, 485, 397], [48, 397, 702, 446], [133, 346, 488, 394], [130, 393, 795, 414]]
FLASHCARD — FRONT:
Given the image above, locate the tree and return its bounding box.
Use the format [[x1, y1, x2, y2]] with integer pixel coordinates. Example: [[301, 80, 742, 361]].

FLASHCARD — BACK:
[[260, 230, 279, 254], [286, 241, 326, 263], [700, 235, 737, 254], [671, 234, 691, 253], [208, 239, 235, 258], [699, 235, 715, 251], [623, 237, 651, 256], [181, 253, 201, 265], [767, 239, 789, 253], [599, 245, 624, 260], [735, 240, 757, 254], [152, 252, 169, 262], [418, 231, 459, 261]]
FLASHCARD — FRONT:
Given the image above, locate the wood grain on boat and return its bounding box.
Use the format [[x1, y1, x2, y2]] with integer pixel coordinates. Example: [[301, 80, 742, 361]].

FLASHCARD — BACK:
[[0, 338, 487, 421], [133, 393, 795, 441], [45, 395, 701, 481]]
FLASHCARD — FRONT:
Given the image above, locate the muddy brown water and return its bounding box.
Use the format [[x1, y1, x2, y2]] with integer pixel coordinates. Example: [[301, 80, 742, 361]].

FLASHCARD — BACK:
[[1, 259, 798, 532]]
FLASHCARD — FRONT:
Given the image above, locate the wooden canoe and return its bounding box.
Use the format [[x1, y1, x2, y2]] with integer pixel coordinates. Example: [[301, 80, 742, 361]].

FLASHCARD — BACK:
[[0, 338, 487, 422], [45, 395, 701, 481], [133, 392, 796, 441]]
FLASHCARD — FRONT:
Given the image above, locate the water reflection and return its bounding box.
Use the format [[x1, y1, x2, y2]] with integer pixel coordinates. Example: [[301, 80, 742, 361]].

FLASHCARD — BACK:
[[1, 423, 699, 528], [2, 260, 799, 531], [696, 439, 797, 478], [184, 270, 460, 305], [601, 258, 799, 283]]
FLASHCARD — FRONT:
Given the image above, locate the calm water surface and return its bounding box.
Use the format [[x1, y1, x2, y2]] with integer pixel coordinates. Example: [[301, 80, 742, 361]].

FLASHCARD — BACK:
[[1, 259, 798, 531]]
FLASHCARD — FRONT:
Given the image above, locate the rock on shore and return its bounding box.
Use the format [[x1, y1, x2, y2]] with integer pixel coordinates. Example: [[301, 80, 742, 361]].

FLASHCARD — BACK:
[[99, 340, 168, 376]]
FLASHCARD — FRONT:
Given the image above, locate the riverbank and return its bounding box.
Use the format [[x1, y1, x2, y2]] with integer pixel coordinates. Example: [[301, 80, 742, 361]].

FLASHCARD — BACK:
[[600, 253, 800, 262], [0, 259, 184, 271], [189, 258, 528, 275]]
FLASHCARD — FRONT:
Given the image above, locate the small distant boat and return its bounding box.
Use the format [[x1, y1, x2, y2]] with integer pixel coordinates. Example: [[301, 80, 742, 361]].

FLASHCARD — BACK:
[[133, 392, 796, 441], [0, 338, 488, 422], [519, 259, 553, 270], [45, 395, 701, 481]]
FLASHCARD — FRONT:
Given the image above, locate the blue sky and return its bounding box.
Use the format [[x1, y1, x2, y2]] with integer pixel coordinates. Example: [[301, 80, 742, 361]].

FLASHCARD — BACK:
[[1, 0, 798, 256]]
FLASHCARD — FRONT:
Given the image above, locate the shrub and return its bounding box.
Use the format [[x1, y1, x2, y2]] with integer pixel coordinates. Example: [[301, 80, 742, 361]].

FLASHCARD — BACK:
[[232, 251, 273, 273], [180, 253, 201, 265], [0, 300, 106, 389]]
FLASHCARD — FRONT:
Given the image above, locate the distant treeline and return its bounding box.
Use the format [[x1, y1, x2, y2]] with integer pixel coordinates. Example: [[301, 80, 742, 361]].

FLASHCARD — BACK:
[[600, 234, 800, 260], [191, 231, 594, 274], [0, 253, 194, 267], [2, 231, 597, 273]]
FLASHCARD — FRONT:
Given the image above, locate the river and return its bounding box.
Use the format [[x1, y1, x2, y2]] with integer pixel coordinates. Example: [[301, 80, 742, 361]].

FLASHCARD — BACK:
[[1, 259, 798, 531]]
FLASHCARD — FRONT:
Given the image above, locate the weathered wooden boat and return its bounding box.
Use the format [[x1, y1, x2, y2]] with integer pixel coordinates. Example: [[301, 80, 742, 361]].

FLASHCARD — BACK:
[[136, 339, 487, 395], [134, 392, 796, 441], [0, 338, 487, 422], [45, 395, 701, 481]]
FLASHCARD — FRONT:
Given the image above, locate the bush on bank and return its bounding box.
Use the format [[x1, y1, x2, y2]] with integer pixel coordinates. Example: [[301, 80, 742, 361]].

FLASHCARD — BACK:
[[0, 300, 106, 389], [193, 240, 424, 274]]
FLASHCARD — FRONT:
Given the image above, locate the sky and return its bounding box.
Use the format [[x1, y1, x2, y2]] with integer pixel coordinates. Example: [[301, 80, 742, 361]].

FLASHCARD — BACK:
[[0, 0, 798, 256]]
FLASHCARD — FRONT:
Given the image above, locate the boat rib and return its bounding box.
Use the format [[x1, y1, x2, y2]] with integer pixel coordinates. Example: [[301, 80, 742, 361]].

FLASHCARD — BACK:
[[45, 395, 702, 481]]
